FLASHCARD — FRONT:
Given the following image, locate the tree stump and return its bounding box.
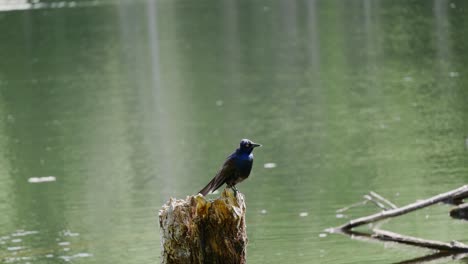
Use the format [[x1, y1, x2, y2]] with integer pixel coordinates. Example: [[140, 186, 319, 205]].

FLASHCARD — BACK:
[[159, 188, 247, 264]]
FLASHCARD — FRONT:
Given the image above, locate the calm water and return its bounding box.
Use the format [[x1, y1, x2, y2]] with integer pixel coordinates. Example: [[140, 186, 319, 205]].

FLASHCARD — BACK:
[[1, 0, 468, 263]]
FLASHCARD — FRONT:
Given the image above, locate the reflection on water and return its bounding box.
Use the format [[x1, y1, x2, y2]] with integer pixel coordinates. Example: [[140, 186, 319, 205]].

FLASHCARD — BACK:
[[0, 0, 97, 12], [0, 229, 92, 263], [1, 0, 468, 263]]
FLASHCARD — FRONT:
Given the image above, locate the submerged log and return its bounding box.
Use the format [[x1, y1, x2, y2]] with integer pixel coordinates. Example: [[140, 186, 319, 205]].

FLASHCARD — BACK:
[[159, 188, 247, 264]]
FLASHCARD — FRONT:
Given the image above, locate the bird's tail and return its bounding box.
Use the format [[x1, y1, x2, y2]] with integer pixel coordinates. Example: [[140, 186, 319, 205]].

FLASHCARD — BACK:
[[198, 174, 225, 196]]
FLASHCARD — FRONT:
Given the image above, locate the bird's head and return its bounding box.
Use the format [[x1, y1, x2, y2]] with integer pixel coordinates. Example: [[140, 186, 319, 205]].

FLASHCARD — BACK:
[[239, 139, 262, 153]]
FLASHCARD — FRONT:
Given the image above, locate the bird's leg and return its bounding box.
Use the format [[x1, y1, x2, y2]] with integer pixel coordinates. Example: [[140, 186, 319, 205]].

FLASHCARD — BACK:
[[231, 185, 238, 197]]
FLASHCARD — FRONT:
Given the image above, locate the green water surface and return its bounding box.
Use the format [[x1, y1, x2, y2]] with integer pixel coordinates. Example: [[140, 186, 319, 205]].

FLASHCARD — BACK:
[[1, 0, 468, 263]]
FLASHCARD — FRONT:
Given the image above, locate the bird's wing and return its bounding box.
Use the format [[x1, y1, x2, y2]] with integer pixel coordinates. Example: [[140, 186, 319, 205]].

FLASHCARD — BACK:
[[198, 155, 236, 196]]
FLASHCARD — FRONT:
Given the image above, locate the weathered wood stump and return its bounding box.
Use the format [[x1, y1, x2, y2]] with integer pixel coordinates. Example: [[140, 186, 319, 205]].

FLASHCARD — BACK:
[[159, 188, 247, 264]]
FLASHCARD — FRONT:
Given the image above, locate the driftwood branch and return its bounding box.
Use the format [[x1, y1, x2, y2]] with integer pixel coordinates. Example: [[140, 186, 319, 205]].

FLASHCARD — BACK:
[[159, 188, 247, 264], [331, 185, 468, 261], [337, 229, 468, 263], [337, 185, 468, 230], [394, 251, 468, 264], [373, 229, 468, 252]]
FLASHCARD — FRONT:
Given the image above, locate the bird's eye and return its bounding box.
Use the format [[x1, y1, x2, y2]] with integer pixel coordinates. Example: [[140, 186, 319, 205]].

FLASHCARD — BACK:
[[245, 143, 251, 148]]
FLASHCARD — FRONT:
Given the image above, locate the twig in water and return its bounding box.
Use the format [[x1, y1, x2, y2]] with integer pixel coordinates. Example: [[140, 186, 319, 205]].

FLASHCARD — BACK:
[[369, 191, 398, 209], [336, 200, 369, 213], [363, 194, 389, 211], [336, 192, 393, 213]]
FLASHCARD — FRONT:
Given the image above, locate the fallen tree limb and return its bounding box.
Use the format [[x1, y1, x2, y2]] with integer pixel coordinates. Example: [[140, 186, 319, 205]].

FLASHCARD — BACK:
[[337, 185, 468, 230], [394, 251, 468, 264], [373, 229, 468, 252], [336, 229, 468, 263], [330, 185, 468, 260]]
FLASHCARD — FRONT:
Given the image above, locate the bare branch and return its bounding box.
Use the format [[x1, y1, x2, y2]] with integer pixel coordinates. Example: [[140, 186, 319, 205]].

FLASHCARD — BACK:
[[336, 200, 369, 213], [394, 251, 468, 264], [336, 192, 394, 214], [373, 229, 468, 252], [330, 228, 468, 263], [337, 185, 468, 230], [369, 191, 398, 209], [364, 194, 389, 210]]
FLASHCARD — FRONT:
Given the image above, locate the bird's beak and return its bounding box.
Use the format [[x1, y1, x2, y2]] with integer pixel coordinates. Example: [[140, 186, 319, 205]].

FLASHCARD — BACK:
[[252, 143, 262, 148]]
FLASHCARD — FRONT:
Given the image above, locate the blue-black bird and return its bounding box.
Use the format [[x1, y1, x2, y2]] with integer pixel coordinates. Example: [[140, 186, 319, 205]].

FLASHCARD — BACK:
[[198, 139, 261, 196]]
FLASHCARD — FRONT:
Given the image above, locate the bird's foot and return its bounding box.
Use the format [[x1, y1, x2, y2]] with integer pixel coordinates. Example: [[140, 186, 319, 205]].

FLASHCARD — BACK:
[[231, 186, 238, 197]]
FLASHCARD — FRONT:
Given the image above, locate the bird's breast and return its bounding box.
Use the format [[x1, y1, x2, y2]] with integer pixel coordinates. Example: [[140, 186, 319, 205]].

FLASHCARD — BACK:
[[235, 153, 253, 162], [234, 154, 253, 173]]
